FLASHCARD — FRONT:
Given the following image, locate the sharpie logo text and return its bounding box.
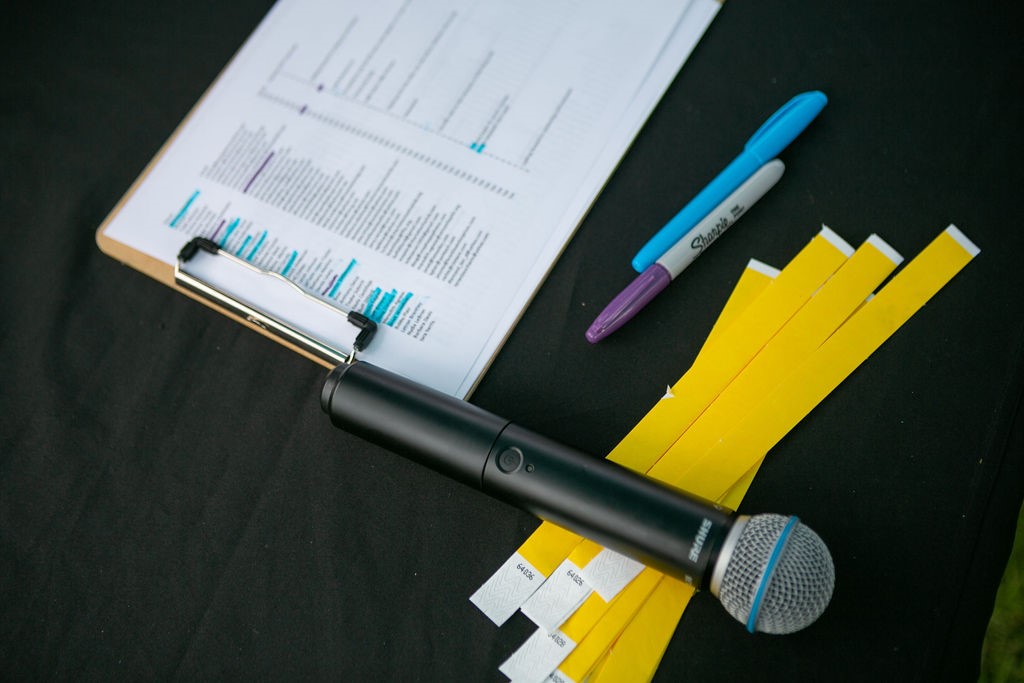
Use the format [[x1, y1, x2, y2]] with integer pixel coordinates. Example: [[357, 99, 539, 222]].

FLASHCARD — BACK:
[[690, 204, 745, 254]]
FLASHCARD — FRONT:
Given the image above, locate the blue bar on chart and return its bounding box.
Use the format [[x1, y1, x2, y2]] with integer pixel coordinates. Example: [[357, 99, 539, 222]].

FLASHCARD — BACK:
[[363, 287, 413, 327], [235, 234, 252, 257], [387, 292, 413, 326], [219, 218, 240, 247], [364, 287, 382, 319], [282, 250, 299, 277], [325, 258, 358, 298], [246, 230, 268, 260], [170, 190, 200, 227]]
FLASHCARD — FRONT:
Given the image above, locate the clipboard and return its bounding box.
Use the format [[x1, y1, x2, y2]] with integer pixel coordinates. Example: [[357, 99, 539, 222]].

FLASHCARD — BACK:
[[99, 226, 377, 366], [95, 112, 377, 367], [95, 0, 724, 397], [93, 5, 376, 368]]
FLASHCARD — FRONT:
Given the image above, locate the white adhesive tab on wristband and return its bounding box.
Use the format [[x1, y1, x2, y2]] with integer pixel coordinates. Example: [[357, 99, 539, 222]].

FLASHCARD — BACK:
[[746, 258, 781, 278], [499, 627, 577, 683], [945, 223, 980, 256], [521, 559, 593, 632], [580, 549, 646, 601], [819, 224, 855, 256], [470, 552, 545, 626], [865, 233, 904, 265]]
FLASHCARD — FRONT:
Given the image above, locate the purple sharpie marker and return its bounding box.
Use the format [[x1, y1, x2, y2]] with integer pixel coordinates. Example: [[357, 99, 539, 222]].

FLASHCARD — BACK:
[[586, 159, 785, 343]]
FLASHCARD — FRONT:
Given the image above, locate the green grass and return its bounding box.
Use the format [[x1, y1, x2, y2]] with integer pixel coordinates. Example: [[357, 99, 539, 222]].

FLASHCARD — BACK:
[[980, 503, 1024, 682]]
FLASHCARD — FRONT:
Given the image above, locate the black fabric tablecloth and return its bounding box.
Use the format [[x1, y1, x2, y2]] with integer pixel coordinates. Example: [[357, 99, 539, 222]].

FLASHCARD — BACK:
[[3, 1, 1022, 680]]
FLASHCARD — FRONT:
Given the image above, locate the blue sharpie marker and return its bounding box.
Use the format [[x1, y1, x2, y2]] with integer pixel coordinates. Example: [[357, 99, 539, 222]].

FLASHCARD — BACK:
[[631, 90, 827, 272]]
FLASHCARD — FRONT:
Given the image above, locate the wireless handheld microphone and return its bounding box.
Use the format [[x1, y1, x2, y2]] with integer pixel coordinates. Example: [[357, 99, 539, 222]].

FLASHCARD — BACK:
[[320, 361, 834, 634]]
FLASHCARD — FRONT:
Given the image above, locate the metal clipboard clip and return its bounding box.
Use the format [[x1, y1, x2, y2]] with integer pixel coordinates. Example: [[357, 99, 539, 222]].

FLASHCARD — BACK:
[[174, 237, 376, 364]]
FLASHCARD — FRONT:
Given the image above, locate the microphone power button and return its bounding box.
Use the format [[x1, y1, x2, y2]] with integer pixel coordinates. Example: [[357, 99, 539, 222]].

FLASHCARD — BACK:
[[496, 447, 524, 473]]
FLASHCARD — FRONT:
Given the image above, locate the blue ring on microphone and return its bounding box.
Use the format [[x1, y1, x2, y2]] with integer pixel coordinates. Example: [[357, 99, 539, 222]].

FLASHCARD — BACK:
[[746, 515, 800, 633]]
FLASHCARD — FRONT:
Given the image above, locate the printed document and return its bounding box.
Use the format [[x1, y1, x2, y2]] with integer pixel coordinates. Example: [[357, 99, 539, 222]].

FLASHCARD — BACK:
[[101, 0, 720, 396]]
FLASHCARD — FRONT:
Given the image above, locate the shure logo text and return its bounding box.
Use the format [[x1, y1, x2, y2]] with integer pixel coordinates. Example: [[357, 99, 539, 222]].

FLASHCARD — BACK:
[[688, 518, 713, 563]]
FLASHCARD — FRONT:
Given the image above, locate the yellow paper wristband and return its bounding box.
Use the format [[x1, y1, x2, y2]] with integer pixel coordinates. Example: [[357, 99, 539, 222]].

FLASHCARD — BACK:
[[508, 258, 782, 573], [587, 577, 694, 683], [569, 226, 977, 682], [481, 228, 850, 629], [648, 234, 902, 484], [695, 258, 779, 364], [557, 568, 663, 681], [680, 226, 978, 502], [607, 227, 852, 474]]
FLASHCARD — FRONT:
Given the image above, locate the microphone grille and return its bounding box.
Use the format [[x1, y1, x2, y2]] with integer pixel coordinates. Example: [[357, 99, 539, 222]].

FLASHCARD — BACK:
[[717, 514, 835, 634]]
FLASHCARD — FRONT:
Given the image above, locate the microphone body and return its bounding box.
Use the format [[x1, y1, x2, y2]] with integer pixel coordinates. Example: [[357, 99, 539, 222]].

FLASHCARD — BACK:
[[320, 361, 834, 633], [321, 360, 732, 588]]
